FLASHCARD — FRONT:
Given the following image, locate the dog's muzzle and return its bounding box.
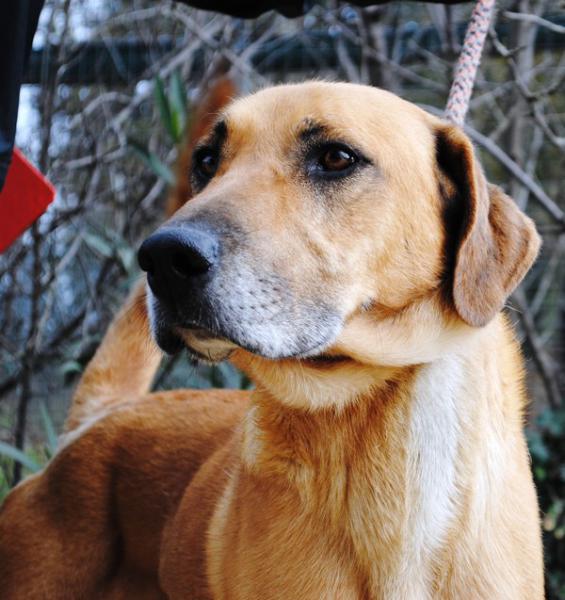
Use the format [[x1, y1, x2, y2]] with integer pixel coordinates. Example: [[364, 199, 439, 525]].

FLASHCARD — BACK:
[[138, 219, 343, 361]]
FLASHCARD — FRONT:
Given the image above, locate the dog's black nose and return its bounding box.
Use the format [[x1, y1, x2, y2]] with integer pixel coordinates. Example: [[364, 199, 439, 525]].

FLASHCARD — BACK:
[[137, 225, 219, 300]]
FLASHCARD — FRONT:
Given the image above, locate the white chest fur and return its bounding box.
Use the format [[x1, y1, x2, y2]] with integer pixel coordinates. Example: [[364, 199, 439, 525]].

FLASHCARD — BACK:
[[392, 354, 464, 598]]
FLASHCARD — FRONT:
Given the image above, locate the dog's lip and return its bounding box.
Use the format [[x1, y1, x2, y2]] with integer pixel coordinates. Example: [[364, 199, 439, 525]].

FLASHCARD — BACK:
[[174, 326, 348, 365], [300, 353, 351, 366], [177, 324, 224, 341], [156, 311, 345, 362], [167, 325, 351, 366], [182, 344, 233, 363], [175, 324, 238, 362]]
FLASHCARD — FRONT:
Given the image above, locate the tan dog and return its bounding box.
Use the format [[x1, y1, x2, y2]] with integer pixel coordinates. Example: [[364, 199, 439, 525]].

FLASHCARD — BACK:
[[0, 81, 544, 599]]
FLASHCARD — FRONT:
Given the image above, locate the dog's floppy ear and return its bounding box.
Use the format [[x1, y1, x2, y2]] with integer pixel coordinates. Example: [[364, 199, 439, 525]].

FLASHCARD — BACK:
[[436, 124, 540, 327]]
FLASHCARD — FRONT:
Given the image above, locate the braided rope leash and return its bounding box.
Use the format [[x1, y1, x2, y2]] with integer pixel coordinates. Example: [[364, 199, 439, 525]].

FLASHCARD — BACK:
[[445, 0, 496, 126]]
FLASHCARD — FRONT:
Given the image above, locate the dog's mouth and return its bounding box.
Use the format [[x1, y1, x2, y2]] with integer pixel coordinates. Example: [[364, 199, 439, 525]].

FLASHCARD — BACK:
[[148, 285, 346, 365], [159, 321, 351, 368]]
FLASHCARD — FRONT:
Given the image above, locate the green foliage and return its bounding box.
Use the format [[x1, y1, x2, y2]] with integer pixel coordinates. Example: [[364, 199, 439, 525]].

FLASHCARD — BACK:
[[0, 403, 59, 501], [39, 401, 59, 458], [0, 456, 15, 502], [128, 70, 190, 184], [83, 228, 138, 274], [0, 442, 42, 474], [128, 139, 175, 185], [169, 71, 188, 140], [528, 406, 565, 600], [154, 72, 188, 145]]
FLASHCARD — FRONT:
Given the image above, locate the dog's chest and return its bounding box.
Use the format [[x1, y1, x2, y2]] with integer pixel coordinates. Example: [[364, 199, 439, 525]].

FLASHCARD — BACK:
[[322, 357, 460, 598], [207, 357, 466, 599]]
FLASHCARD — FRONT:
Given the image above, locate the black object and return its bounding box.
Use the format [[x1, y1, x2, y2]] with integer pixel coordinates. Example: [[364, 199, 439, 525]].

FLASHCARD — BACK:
[[177, 0, 307, 18], [175, 0, 468, 18], [0, 1, 44, 192]]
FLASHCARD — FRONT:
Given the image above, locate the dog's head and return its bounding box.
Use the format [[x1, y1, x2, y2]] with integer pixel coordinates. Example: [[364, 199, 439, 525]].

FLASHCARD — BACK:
[[138, 82, 539, 389]]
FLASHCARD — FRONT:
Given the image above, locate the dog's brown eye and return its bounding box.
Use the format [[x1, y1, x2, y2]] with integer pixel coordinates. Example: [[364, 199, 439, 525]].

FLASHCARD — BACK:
[[319, 147, 357, 171], [193, 148, 219, 183], [199, 153, 218, 177]]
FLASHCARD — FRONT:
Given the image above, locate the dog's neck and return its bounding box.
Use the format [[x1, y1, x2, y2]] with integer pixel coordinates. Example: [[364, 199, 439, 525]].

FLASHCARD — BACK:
[[234, 316, 515, 596]]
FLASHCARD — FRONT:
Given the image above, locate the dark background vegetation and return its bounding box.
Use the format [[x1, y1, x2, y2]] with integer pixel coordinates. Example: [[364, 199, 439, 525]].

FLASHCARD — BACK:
[[0, 0, 563, 596]]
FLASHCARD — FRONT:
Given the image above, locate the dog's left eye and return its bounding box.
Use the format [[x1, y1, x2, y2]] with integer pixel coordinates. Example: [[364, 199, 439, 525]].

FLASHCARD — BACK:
[[193, 148, 219, 184], [308, 143, 360, 179], [319, 146, 357, 172]]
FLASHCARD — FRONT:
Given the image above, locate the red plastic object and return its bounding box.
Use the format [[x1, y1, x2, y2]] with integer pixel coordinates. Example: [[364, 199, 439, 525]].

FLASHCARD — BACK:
[[0, 148, 55, 253]]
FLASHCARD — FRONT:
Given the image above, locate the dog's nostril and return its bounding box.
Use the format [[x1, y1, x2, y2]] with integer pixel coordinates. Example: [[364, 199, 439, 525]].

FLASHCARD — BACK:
[[171, 248, 210, 278]]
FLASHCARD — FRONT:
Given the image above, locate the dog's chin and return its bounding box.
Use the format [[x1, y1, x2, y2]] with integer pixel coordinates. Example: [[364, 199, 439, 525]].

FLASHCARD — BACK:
[[176, 327, 238, 363]]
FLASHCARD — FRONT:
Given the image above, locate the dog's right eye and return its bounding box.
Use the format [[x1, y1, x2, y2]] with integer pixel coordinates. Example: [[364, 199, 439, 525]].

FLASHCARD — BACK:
[[319, 146, 357, 172], [307, 142, 364, 181], [193, 148, 219, 184]]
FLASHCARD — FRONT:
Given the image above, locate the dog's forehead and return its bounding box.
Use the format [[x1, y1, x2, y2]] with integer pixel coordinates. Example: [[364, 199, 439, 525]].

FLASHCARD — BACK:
[[222, 82, 436, 156]]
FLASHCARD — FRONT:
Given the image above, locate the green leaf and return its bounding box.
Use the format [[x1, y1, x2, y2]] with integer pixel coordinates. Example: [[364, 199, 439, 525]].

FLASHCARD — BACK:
[[0, 442, 41, 473], [219, 362, 245, 389], [537, 407, 565, 436], [147, 153, 174, 185], [128, 138, 174, 185], [39, 402, 58, 456], [240, 373, 254, 390], [210, 365, 225, 388], [170, 71, 187, 122], [544, 499, 565, 532], [117, 245, 135, 273], [527, 429, 549, 463], [83, 232, 114, 259], [127, 137, 153, 171], [170, 110, 182, 146], [60, 360, 83, 377], [154, 75, 176, 142], [169, 70, 188, 144]]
